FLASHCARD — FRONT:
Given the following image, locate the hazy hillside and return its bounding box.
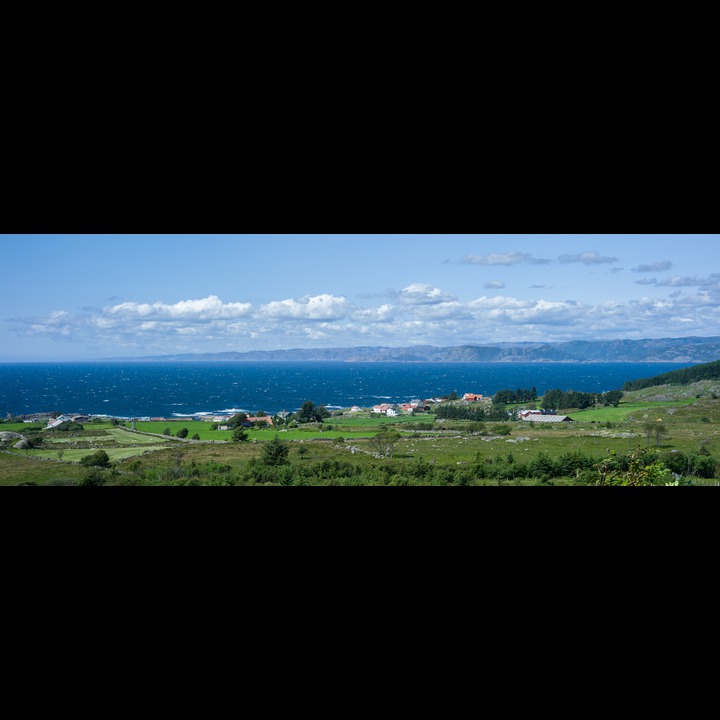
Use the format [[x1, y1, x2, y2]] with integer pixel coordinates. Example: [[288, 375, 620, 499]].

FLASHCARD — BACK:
[[102, 336, 720, 363]]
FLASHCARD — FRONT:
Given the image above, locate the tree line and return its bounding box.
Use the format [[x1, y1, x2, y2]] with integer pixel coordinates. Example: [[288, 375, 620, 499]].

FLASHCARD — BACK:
[[434, 403, 509, 422], [622, 359, 720, 392], [492, 388, 538, 405], [541, 388, 623, 410]]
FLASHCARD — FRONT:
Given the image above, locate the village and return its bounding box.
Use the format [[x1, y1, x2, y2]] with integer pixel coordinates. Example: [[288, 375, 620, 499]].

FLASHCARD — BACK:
[[4, 389, 573, 429]]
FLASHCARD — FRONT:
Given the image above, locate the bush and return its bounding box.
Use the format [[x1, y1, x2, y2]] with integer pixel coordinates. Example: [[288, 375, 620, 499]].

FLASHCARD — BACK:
[[163, 428, 172, 436], [491, 424, 511, 436], [80, 468, 107, 486], [192, 434, 200, 440], [80, 450, 111, 468], [176, 428, 189, 439]]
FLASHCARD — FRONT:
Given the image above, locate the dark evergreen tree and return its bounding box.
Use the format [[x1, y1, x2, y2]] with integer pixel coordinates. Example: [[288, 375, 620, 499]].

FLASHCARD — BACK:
[[262, 436, 290, 465]]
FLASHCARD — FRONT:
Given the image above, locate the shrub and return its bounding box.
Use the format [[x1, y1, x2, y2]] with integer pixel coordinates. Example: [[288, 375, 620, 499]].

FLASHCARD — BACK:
[[192, 434, 200, 440], [491, 424, 511, 436], [176, 428, 189, 439], [80, 450, 111, 468], [163, 428, 172, 436], [80, 468, 107, 486]]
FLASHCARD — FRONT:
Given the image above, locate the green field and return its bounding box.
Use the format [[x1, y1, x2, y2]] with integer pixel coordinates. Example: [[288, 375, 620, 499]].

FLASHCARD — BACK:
[[569, 399, 697, 423], [132, 421, 233, 441], [2, 388, 719, 485], [20, 446, 170, 462]]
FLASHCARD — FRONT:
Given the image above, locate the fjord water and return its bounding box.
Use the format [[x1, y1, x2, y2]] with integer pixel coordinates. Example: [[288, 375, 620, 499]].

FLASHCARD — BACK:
[[0, 361, 694, 419]]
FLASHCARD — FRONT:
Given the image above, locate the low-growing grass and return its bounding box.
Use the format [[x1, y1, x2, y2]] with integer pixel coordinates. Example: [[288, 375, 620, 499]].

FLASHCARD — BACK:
[[570, 399, 697, 423], [132, 421, 233, 441], [13, 446, 170, 462], [0, 453, 86, 485]]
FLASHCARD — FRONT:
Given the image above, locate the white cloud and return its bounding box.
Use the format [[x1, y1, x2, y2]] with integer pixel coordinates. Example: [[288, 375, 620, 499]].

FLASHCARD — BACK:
[[106, 295, 252, 320], [399, 284, 456, 305], [410, 301, 469, 320], [559, 251, 618, 265], [259, 293, 349, 320], [631, 260, 673, 273], [352, 304, 395, 322], [10, 278, 720, 354], [484, 281, 505, 289], [462, 251, 550, 266], [635, 273, 720, 288]]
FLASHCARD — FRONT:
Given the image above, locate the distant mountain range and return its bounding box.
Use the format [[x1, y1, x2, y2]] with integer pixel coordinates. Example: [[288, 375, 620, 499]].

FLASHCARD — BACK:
[[103, 336, 720, 363]]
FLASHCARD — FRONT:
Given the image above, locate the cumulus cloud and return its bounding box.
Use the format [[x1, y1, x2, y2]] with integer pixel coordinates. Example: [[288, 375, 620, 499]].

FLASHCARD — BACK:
[[9, 278, 720, 354], [462, 251, 551, 266], [635, 273, 720, 288], [352, 304, 395, 322], [399, 283, 456, 305], [258, 294, 349, 320], [559, 251, 618, 265], [106, 295, 252, 320], [631, 260, 673, 273]]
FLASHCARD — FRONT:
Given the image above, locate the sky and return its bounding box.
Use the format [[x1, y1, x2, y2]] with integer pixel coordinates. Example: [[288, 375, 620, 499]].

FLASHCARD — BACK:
[[1, 234, 719, 360]]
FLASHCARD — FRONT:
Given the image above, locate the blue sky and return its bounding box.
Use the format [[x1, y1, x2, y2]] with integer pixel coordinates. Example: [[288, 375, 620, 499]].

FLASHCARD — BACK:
[[1, 234, 718, 360]]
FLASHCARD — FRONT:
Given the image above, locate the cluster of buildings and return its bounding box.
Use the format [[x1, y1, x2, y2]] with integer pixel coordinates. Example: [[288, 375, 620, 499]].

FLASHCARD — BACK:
[[371, 392, 487, 417], [46, 413, 90, 429]]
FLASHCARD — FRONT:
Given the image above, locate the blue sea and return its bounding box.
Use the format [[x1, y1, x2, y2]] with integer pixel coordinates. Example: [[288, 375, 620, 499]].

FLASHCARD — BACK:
[[0, 361, 695, 419]]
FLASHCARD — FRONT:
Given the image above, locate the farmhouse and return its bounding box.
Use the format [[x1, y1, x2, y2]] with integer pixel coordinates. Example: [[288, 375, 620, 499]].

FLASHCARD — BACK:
[[463, 393, 483, 402], [46, 414, 74, 429], [520, 414, 573, 423], [247, 415, 273, 425]]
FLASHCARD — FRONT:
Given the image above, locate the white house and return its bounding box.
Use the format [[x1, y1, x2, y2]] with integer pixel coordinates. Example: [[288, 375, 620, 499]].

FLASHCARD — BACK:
[[520, 414, 573, 423], [46, 415, 73, 429]]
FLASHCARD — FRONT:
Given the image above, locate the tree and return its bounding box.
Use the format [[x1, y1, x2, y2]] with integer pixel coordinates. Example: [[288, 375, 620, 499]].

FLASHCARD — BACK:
[[176, 428, 189, 439], [232, 427, 249, 443], [369, 431, 401, 458], [80, 450, 111, 468], [228, 413, 248, 428], [653, 420, 669, 447], [163, 427, 172, 436], [297, 445, 309, 459], [255, 410, 267, 417], [446, 391, 459, 401], [643, 419, 670, 447], [262, 436, 290, 466], [604, 389, 624, 407], [297, 400, 324, 424], [192, 433, 200, 440]]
